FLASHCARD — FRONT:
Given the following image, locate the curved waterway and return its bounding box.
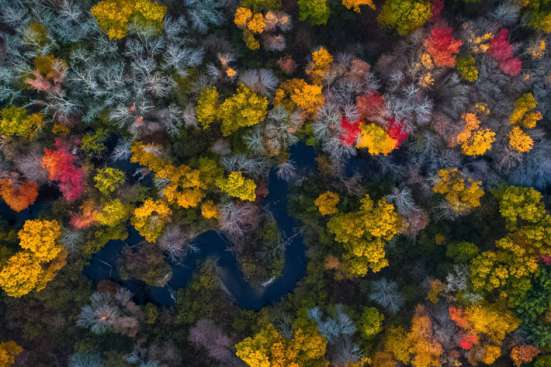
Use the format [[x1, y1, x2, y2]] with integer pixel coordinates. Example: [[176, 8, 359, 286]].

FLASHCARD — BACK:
[[83, 143, 316, 310]]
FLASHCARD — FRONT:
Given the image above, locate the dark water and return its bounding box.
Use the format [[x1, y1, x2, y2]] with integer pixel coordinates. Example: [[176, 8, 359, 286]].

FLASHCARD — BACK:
[[83, 143, 316, 309]]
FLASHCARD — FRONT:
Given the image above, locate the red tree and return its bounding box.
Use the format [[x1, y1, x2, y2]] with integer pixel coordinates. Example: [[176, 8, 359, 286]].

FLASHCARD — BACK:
[[42, 139, 85, 201], [488, 29, 522, 76], [0, 178, 39, 212], [340, 116, 362, 146], [387, 118, 408, 147], [424, 25, 463, 67], [356, 91, 386, 121]]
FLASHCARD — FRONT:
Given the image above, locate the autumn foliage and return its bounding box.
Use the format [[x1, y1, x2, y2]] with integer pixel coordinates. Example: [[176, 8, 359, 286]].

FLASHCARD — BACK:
[[326, 194, 401, 277], [488, 29, 522, 76], [42, 139, 85, 201], [0, 219, 66, 297], [424, 26, 463, 68], [0, 179, 39, 212], [0, 341, 23, 367]]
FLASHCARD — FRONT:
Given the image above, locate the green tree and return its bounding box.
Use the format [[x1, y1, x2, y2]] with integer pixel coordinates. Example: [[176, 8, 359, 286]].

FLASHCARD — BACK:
[[377, 0, 432, 36], [94, 167, 126, 195], [360, 306, 384, 338], [298, 0, 330, 25], [0, 106, 44, 140], [446, 241, 479, 263]]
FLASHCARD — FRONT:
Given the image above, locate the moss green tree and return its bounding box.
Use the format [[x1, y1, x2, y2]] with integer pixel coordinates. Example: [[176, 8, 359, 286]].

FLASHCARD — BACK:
[[298, 0, 330, 26], [360, 306, 384, 338], [377, 0, 432, 36]]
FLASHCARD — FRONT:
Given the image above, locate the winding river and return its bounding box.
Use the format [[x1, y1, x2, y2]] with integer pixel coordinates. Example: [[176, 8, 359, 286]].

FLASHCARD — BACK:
[[83, 143, 316, 310]]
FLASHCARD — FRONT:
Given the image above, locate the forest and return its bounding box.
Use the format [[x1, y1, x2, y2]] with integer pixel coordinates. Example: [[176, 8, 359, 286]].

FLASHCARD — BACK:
[[0, 0, 550, 366]]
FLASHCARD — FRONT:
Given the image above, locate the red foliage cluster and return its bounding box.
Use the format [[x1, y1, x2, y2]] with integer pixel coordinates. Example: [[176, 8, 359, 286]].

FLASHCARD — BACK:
[[488, 29, 522, 76], [356, 91, 386, 121], [424, 25, 463, 67], [0, 178, 39, 212], [458, 334, 479, 350], [339, 117, 362, 146], [387, 118, 408, 147], [70, 201, 98, 229], [42, 139, 85, 201], [449, 306, 469, 329]]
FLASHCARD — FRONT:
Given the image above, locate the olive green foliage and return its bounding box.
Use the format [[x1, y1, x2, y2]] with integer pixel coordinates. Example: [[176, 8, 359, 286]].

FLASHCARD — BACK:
[[196, 87, 219, 129], [81, 128, 109, 157], [298, 0, 331, 26], [0, 106, 44, 140], [456, 55, 479, 82], [175, 262, 235, 326], [377, 0, 432, 35], [523, 0, 551, 33], [119, 245, 172, 287], [535, 355, 551, 367], [446, 241, 479, 263], [513, 268, 551, 349], [240, 0, 281, 10], [94, 167, 126, 195], [360, 306, 384, 338]]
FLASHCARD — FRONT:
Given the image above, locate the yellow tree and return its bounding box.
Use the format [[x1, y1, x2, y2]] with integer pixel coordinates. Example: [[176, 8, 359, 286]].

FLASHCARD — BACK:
[[131, 199, 172, 243], [356, 123, 398, 156], [0, 251, 43, 297], [342, 0, 376, 12], [470, 186, 550, 297], [216, 172, 257, 202], [0, 341, 23, 367], [306, 47, 334, 85], [235, 317, 328, 367], [407, 306, 443, 367], [432, 168, 484, 215], [17, 219, 63, 262], [91, 0, 167, 40], [326, 194, 401, 278], [218, 85, 269, 136], [314, 191, 340, 216], [275, 79, 325, 116], [0, 219, 67, 297]]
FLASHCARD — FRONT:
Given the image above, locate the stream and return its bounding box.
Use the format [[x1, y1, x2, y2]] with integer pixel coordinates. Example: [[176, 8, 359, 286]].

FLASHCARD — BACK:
[[82, 143, 316, 309]]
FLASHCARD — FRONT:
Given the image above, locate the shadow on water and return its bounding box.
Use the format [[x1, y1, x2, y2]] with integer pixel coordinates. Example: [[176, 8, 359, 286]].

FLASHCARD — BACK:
[[83, 143, 316, 310]]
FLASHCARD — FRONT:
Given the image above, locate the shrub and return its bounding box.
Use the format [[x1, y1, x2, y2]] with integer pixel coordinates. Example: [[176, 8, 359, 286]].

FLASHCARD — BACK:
[[446, 241, 479, 263]]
